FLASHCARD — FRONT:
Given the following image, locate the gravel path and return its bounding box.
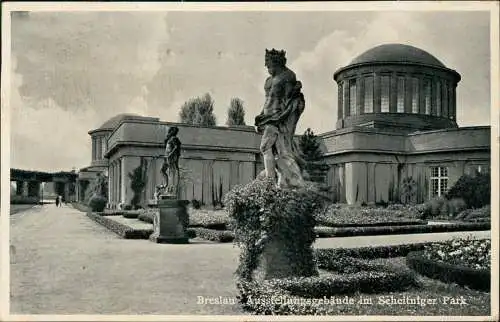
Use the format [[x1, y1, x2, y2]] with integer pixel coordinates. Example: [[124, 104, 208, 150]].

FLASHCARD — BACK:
[[9, 204, 490, 315]]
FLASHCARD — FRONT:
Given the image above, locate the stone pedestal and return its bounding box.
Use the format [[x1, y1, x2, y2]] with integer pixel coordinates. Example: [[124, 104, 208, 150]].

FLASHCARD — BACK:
[[149, 196, 190, 244]]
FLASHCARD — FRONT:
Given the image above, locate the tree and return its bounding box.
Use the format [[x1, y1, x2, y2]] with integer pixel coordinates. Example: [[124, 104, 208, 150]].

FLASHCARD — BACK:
[[226, 98, 246, 126], [299, 128, 323, 161], [179, 93, 217, 126]]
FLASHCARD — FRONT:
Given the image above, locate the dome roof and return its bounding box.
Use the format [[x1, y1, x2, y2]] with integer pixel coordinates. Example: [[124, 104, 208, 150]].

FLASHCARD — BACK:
[[349, 43, 446, 68], [98, 113, 141, 130]]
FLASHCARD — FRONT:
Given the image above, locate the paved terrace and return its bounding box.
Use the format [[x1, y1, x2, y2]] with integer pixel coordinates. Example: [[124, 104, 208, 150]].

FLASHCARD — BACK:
[[9, 204, 490, 315]]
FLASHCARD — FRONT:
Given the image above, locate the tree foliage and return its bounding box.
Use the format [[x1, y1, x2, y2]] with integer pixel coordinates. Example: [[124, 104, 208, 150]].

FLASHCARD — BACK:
[[226, 97, 246, 126], [299, 128, 323, 161], [179, 93, 217, 126]]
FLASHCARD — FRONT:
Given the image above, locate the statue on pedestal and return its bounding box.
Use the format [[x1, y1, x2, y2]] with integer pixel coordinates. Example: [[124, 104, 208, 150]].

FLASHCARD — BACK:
[[157, 126, 181, 198], [254, 48, 306, 189]]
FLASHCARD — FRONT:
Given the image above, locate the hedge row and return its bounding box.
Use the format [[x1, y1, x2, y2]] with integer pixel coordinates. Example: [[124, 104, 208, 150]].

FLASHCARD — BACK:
[[71, 202, 90, 213], [406, 251, 490, 292], [316, 219, 428, 228], [238, 258, 418, 315], [315, 222, 490, 238], [190, 227, 235, 243], [138, 211, 154, 224], [314, 242, 433, 265], [86, 212, 152, 239]]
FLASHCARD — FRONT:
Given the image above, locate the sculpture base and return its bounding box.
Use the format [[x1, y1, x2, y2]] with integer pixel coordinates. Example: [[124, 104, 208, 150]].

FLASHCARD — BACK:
[[149, 197, 190, 244]]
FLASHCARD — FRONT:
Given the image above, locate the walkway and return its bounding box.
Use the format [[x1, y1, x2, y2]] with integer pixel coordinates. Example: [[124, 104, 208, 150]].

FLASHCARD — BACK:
[[9, 204, 490, 315]]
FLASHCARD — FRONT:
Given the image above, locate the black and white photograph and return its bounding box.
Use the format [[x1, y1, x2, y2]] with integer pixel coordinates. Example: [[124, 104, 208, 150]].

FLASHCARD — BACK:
[[2, 2, 499, 321]]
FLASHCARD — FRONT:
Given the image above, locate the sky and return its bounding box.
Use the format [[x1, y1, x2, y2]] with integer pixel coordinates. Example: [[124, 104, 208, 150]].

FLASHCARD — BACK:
[[8, 9, 491, 172]]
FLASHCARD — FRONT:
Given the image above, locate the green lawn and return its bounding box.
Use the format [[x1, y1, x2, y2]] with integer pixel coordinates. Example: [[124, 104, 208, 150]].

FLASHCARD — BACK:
[[10, 204, 36, 215]]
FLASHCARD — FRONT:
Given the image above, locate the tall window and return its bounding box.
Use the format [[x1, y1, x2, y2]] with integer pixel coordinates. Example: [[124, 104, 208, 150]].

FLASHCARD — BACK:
[[343, 81, 349, 116], [424, 79, 431, 115], [442, 80, 448, 117], [364, 76, 374, 113], [397, 77, 405, 113], [381, 76, 390, 112], [430, 166, 448, 198], [411, 78, 419, 113], [338, 82, 343, 116], [436, 81, 442, 116], [349, 80, 357, 116]]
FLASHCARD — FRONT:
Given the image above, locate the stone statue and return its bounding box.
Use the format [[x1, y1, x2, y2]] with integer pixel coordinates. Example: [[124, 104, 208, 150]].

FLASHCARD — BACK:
[[254, 49, 306, 189], [159, 126, 181, 196]]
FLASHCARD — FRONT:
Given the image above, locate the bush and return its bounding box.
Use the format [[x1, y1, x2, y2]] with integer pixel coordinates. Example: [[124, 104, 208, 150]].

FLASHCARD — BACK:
[[191, 199, 202, 209], [456, 205, 490, 222], [446, 172, 490, 209], [421, 197, 467, 219], [88, 195, 107, 212], [406, 251, 490, 292], [122, 211, 140, 219], [224, 177, 326, 281], [138, 210, 155, 224]]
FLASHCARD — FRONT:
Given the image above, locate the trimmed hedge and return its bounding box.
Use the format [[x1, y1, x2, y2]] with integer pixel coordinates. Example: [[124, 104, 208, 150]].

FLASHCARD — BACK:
[[190, 227, 235, 243], [406, 251, 490, 292], [316, 219, 428, 228], [237, 257, 418, 315], [87, 212, 152, 239], [315, 222, 490, 238], [71, 202, 90, 213], [314, 242, 433, 263], [122, 211, 140, 219], [138, 211, 155, 223]]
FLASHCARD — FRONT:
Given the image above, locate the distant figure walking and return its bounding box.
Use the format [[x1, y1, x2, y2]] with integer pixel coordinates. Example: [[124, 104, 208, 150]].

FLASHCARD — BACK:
[[55, 196, 60, 207]]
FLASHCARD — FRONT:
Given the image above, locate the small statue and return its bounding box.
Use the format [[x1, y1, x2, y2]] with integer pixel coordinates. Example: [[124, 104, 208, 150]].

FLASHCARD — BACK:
[[160, 126, 181, 197]]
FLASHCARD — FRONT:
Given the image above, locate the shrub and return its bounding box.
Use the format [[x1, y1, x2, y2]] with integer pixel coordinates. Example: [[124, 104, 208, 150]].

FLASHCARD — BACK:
[[191, 199, 202, 209], [189, 209, 231, 230], [87, 212, 152, 239], [457, 205, 491, 222], [448, 198, 468, 216], [406, 251, 490, 292], [224, 177, 326, 281], [446, 171, 490, 209], [88, 195, 107, 212], [122, 211, 140, 219], [138, 210, 155, 224]]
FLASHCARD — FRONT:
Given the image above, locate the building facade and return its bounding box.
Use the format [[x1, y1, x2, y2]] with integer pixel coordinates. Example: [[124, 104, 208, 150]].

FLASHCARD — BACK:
[[78, 43, 491, 207]]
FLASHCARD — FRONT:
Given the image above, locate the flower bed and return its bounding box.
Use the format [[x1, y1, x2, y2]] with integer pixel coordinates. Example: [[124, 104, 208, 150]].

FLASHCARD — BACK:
[[316, 204, 422, 228], [423, 238, 490, 270], [406, 237, 490, 291], [456, 205, 490, 223], [190, 227, 235, 243], [189, 209, 231, 230], [315, 221, 490, 238]]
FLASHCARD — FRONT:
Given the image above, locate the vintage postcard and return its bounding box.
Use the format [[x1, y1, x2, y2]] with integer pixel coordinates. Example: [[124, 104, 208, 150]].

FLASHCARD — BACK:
[[1, 1, 499, 321]]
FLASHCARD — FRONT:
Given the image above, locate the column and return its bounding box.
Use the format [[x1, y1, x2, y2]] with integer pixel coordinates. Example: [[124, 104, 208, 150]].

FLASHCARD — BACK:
[[442, 80, 449, 118], [22, 181, 29, 197], [92, 137, 96, 161], [389, 74, 398, 113], [404, 76, 413, 113], [337, 81, 344, 120], [374, 74, 381, 113], [357, 76, 364, 115], [108, 163, 113, 206]]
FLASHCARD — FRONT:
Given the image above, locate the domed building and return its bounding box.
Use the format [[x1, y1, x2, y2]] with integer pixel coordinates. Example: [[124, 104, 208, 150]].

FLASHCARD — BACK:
[[76, 43, 490, 207]]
